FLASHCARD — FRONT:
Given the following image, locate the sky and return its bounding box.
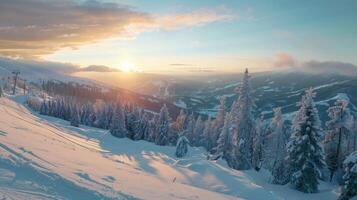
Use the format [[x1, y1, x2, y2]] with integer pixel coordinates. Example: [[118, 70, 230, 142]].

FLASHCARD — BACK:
[[0, 0, 357, 74]]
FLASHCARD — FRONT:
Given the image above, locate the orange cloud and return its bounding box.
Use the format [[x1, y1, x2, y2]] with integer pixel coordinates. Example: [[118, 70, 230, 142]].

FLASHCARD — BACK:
[[155, 8, 235, 30], [0, 0, 234, 58], [273, 53, 296, 68]]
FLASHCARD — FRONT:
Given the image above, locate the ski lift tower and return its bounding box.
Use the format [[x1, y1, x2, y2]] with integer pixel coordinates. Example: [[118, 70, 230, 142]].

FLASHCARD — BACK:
[[12, 71, 20, 95]]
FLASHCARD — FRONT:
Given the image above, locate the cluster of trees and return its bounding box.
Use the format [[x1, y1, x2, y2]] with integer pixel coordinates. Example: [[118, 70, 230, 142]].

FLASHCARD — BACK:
[[206, 70, 357, 195], [339, 151, 357, 200], [27, 69, 357, 197]]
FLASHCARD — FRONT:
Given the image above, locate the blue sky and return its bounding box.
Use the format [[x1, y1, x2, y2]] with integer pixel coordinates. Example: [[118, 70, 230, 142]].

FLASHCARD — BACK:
[[125, 0, 357, 61], [1, 0, 356, 74]]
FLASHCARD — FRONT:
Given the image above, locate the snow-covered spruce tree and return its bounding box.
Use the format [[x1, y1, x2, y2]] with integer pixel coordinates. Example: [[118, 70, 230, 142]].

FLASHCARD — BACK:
[[95, 103, 114, 129], [133, 112, 149, 141], [253, 114, 265, 171], [169, 110, 187, 145], [210, 96, 227, 151], [40, 100, 48, 115], [193, 115, 204, 146], [80, 103, 94, 126], [172, 109, 186, 133], [286, 88, 325, 193], [147, 114, 159, 142], [48, 100, 55, 116], [175, 131, 190, 158], [229, 68, 256, 170], [155, 104, 171, 146], [339, 151, 357, 200], [267, 107, 290, 184], [186, 113, 196, 146], [346, 115, 356, 154], [0, 86, 3, 97], [65, 99, 73, 121], [110, 105, 127, 138], [201, 116, 213, 151], [212, 113, 233, 160], [70, 104, 80, 127], [324, 99, 354, 182], [352, 119, 357, 153], [126, 110, 139, 139]]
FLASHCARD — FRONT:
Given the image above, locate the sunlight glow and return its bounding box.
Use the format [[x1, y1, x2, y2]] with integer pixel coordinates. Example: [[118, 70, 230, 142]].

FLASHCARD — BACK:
[[121, 60, 140, 73]]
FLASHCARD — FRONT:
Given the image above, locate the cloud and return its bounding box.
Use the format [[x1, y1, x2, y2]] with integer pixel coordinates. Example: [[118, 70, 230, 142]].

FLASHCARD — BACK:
[[0, 0, 234, 58], [170, 63, 194, 66], [155, 8, 235, 30], [273, 53, 296, 68], [80, 65, 120, 72], [301, 61, 357, 76], [171, 64, 215, 73], [0, 0, 151, 58], [271, 53, 357, 76]]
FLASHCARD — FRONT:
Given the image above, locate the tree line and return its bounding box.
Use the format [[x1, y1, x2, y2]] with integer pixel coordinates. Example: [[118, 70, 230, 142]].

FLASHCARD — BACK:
[[26, 69, 357, 198]]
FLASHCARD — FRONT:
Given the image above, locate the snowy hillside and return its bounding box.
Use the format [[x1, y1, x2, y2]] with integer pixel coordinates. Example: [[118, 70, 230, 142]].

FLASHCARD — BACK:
[[0, 96, 340, 199], [167, 72, 357, 121]]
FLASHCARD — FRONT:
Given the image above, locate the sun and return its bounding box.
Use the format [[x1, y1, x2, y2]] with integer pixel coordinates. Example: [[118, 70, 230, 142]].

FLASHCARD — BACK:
[[121, 60, 141, 73], [121, 61, 131, 72], [121, 60, 134, 72], [120, 60, 142, 73]]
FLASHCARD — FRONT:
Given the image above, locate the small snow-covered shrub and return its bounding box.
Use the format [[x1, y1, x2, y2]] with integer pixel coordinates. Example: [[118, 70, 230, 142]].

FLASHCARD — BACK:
[[27, 96, 42, 112], [176, 132, 189, 158]]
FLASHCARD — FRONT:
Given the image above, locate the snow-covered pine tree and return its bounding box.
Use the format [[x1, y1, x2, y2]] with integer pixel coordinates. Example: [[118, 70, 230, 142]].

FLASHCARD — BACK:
[[193, 115, 204, 146], [175, 131, 190, 158], [230, 68, 255, 170], [286, 88, 325, 193], [133, 112, 149, 141], [54, 99, 61, 118], [48, 100, 54, 116], [172, 109, 186, 132], [0, 85, 3, 97], [348, 115, 357, 152], [70, 104, 80, 127], [80, 103, 93, 126], [57, 98, 65, 119], [95, 103, 112, 129], [352, 119, 357, 153], [339, 151, 357, 200], [253, 114, 265, 171], [201, 116, 213, 151], [347, 115, 356, 154], [186, 113, 196, 146], [110, 105, 127, 138], [40, 100, 48, 115], [126, 109, 139, 139], [211, 96, 226, 150], [325, 99, 354, 182], [64, 100, 72, 121], [155, 104, 171, 146], [212, 113, 232, 160], [147, 115, 159, 142], [268, 107, 289, 184]]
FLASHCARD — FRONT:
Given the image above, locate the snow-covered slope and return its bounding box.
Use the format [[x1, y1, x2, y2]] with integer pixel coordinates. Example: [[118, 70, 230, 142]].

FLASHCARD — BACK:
[[0, 96, 340, 199]]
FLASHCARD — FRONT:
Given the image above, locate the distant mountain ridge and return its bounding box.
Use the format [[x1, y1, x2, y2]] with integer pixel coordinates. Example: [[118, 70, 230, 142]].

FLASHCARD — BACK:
[[1, 57, 356, 122]]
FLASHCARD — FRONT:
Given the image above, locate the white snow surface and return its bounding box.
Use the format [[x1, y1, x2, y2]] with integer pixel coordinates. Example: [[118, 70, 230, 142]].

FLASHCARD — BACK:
[[174, 99, 187, 109], [0, 96, 340, 199]]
